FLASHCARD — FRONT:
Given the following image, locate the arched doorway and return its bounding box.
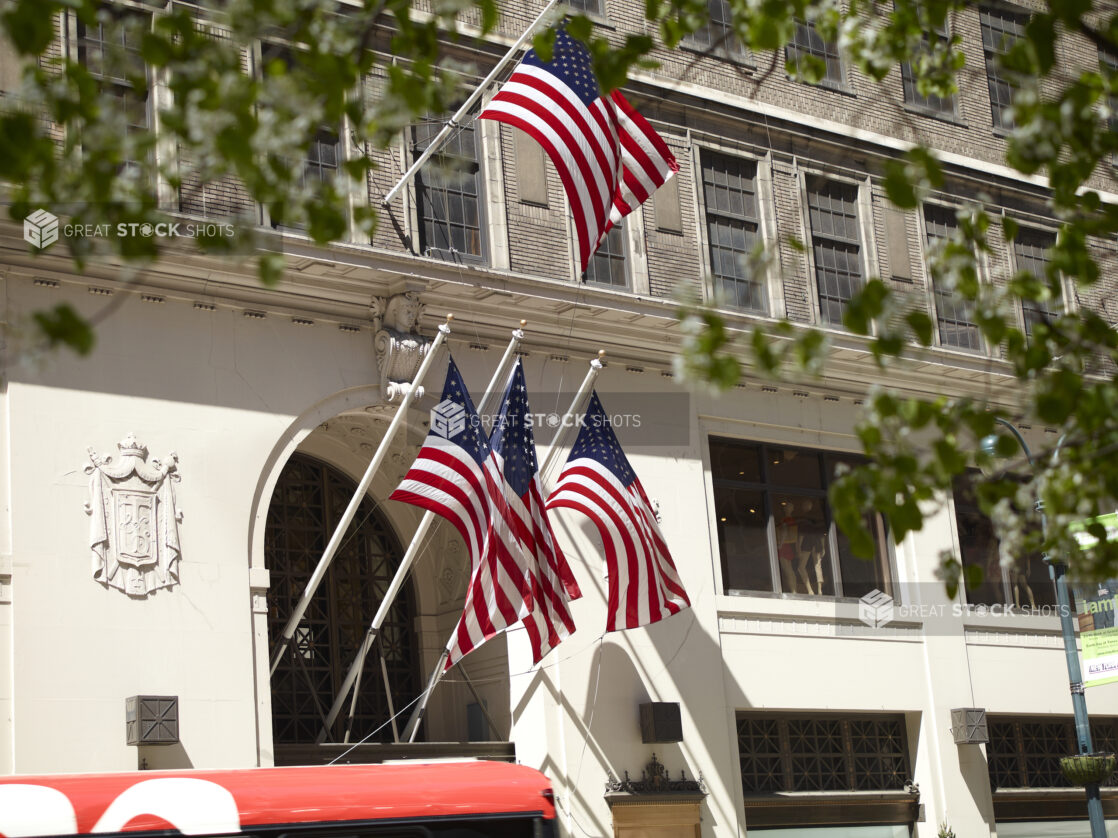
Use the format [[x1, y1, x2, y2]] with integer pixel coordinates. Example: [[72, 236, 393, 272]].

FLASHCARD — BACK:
[[265, 453, 419, 745]]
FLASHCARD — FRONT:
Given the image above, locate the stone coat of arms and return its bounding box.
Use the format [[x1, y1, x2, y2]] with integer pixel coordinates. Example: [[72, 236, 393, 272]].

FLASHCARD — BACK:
[[84, 433, 182, 597]]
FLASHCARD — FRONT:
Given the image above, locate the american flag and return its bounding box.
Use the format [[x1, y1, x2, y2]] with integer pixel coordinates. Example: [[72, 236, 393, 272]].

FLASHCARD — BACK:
[[490, 360, 581, 663], [389, 356, 535, 669], [477, 26, 678, 272], [546, 391, 689, 630]]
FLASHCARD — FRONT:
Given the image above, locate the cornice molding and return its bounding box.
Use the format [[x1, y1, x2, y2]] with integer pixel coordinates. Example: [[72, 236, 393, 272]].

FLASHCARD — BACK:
[[0, 219, 1030, 406]]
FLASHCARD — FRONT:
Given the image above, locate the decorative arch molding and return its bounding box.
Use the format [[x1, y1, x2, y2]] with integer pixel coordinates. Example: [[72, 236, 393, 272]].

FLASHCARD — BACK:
[[245, 384, 441, 766]]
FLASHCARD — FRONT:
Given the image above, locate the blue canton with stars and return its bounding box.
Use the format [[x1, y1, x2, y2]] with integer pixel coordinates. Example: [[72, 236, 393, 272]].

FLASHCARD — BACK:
[[568, 391, 636, 487], [521, 26, 602, 107], [436, 356, 490, 467], [489, 360, 539, 498]]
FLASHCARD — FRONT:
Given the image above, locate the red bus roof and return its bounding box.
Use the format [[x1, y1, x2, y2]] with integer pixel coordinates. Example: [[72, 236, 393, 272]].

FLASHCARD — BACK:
[[0, 762, 555, 837]]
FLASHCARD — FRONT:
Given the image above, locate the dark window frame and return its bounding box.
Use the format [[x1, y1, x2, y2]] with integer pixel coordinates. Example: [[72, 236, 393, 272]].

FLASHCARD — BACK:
[[952, 471, 1056, 611], [1011, 225, 1062, 338], [980, 5, 1028, 131], [900, 18, 957, 117], [923, 203, 982, 351], [806, 176, 864, 327], [1102, 48, 1118, 166], [786, 21, 845, 90], [710, 437, 895, 600], [413, 119, 486, 264], [683, 0, 750, 63], [74, 7, 152, 169], [583, 224, 629, 289], [701, 150, 766, 313], [563, 0, 605, 16]]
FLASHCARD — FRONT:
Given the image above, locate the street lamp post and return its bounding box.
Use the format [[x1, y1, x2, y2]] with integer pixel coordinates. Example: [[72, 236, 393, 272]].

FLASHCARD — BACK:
[[985, 418, 1107, 838]]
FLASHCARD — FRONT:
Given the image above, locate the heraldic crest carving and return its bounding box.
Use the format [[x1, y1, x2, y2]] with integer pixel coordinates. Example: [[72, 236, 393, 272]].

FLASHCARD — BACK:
[[84, 433, 182, 597]]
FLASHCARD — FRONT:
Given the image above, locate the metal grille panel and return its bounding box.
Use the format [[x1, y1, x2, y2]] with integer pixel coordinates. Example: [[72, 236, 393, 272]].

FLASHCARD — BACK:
[[738, 714, 909, 793], [267, 455, 419, 744], [986, 716, 1118, 789]]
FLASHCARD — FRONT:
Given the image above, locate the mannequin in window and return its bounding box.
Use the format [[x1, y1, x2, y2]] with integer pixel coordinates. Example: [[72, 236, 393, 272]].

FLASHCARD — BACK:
[[1010, 555, 1037, 610], [777, 502, 800, 593], [797, 498, 827, 596]]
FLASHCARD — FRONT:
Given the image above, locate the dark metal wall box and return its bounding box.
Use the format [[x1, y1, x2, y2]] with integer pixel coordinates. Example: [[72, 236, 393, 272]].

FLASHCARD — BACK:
[[126, 695, 179, 745], [640, 702, 683, 744]]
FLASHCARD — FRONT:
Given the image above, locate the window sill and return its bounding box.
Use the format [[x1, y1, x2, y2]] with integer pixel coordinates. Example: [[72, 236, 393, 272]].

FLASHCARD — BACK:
[[717, 592, 920, 627], [785, 74, 855, 96], [902, 102, 967, 127], [681, 42, 754, 70], [961, 606, 1065, 633]]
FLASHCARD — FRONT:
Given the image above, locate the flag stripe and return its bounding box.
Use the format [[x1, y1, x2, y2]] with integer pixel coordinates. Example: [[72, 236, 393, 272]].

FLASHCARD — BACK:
[[477, 27, 675, 272], [545, 391, 689, 633]]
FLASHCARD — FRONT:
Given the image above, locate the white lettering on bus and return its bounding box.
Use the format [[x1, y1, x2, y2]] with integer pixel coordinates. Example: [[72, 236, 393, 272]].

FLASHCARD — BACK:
[[92, 779, 240, 835], [0, 779, 240, 838], [0, 785, 78, 837]]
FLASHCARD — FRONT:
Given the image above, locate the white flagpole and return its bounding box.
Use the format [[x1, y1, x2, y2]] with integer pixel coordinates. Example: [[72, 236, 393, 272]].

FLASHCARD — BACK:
[[382, 0, 563, 207], [540, 349, 606, 477], [316, 321, 528, 743], [400, 349, 607, 742], [270, 314, 454, 677]]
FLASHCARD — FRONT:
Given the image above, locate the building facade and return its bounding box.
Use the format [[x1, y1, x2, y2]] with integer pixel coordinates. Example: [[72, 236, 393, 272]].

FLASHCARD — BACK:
[[2, 1, 1118, 837]]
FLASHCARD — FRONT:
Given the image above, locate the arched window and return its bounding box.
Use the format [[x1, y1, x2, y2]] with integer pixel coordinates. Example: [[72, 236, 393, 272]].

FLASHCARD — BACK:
[[265, 454, 418, 744]]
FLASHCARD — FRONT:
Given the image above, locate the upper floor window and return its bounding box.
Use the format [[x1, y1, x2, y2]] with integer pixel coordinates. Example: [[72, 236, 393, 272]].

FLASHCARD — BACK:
[[737, 713, 910, 794], [924, 203, 981, 351], [806, 177, 863, 327], [710, 438, 894, 599], [952, 472, 1055, 610], [583, 225, 627, 288], [980, 6, 1028, 130], [701, 151, 764, 312], [75, 8, 150, 163], [685, 0, 748, 61], [1102, 49, 1118, 163], [1012, 227, 1061, 337], [564, 0, 604, 14], [270, 126, 340, 232], [414, 120, 484, 263], [901, 19, 956, 116], [786, 21, 844, 89]]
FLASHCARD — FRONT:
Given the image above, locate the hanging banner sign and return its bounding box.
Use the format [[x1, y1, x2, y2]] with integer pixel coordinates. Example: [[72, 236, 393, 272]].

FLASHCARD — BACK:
[[1067, 513, 1118, 687], [1082, 625, 1118, 687], [1067, 511, 1118, 687]]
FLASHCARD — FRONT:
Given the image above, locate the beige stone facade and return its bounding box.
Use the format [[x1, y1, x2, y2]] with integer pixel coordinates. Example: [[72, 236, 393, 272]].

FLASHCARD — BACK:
[[2, 2, 1118, 838]]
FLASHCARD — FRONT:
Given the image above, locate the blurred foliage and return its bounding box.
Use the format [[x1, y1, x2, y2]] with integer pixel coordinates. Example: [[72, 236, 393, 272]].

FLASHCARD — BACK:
[[3, 0, 1118, 584]]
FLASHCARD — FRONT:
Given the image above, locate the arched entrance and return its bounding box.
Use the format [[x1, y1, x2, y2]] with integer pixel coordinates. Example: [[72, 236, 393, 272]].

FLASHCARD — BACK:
[[265, 453, 419, 746]]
